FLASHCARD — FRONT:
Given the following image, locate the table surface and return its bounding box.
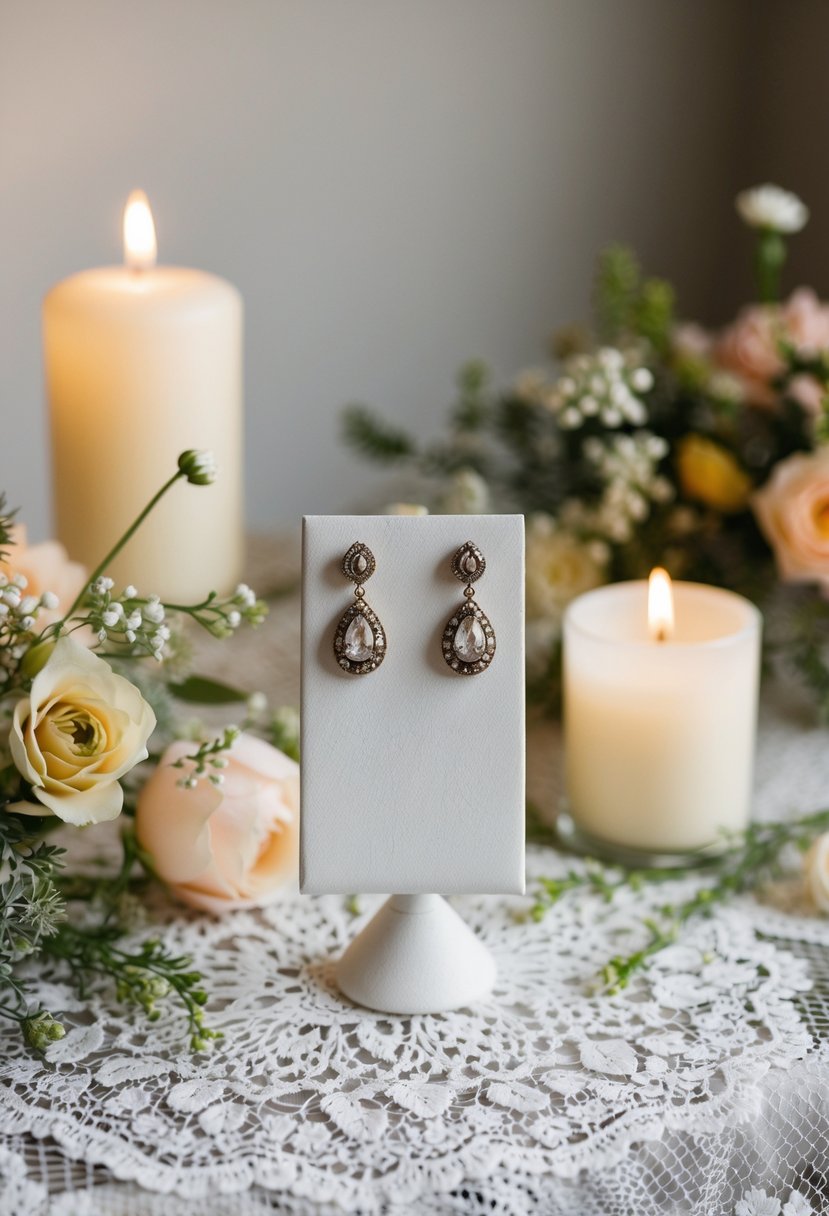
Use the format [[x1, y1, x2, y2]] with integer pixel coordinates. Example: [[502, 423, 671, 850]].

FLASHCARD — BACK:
[[2, 535, 829, 1216]]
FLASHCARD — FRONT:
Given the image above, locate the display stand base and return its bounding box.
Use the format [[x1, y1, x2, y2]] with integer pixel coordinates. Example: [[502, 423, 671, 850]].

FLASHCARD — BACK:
[[336, 894, 496, 1014]]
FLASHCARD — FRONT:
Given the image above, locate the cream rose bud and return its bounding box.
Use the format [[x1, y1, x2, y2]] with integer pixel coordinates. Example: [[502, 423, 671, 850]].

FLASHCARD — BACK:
[[805, 833, 829, 913], [752, 448, 829, 589], [9, 637, 156, 826], [735, 184, 809, 234], [135, 733, 299, 914]]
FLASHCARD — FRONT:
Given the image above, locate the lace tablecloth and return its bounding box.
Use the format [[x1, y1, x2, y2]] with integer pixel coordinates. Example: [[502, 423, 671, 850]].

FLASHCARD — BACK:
[[2, 537, 829, 1216]]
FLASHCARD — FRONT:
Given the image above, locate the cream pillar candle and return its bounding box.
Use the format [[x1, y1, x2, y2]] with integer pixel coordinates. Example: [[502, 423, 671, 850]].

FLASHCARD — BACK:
[[44, 191, 243, 603], [563, 573, 761, 859]]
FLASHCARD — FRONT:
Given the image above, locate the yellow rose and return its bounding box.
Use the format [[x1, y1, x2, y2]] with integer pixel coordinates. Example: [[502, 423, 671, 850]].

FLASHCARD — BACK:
[[676, 434, 752, 513], [9, 637, 156, 825]]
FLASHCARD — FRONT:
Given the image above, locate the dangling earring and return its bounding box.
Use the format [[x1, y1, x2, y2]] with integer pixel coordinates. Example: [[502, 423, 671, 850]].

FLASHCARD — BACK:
[[442, 542, 496, 675], [334, 542, 387, 675]]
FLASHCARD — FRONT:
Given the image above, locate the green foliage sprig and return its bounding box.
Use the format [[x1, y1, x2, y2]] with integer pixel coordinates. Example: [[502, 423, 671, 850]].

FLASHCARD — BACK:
[[529, 808, 829, 992], [0, 813, 221, 1051]]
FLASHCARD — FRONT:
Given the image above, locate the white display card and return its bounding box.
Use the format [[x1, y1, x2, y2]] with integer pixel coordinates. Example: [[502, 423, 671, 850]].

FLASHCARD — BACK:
[[300, 514, 525, 894]]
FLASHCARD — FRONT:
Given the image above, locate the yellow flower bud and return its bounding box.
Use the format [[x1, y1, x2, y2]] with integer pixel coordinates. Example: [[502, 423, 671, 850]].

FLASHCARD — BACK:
[[676, 434, 752, 514]]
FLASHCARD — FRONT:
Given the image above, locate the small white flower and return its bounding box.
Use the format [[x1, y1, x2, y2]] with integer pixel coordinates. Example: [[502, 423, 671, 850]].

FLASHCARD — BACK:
[[631, 367, 654, 393], [20, 616, 35, 631], [178, 449, 218, 485], [782, 1193, 814, 1216], [227, 610, 241, 629], [143, 598, 165, 624], [247, 691, 267, 715], [125, 630, 136, 644], [735, 1189, 782, 1216], [102, 610, 121, 629], [3, 588, 21, 608], [12, 573, 28, 589], [97, 629, 108, 643], [18, 595, 38, 616], [126, 611, 142, 631], [736, 184, 808, 233], [123, 585, 137, 599], [40, 591, 59, 610]]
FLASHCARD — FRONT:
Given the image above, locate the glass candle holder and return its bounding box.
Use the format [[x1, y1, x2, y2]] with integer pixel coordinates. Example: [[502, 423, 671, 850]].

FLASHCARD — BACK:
[[560, 580, 762, 866]]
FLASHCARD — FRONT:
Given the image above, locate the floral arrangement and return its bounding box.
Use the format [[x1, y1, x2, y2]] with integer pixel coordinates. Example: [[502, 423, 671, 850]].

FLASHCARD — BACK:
[[0, 451, 299, 1051], [344, 183, 829, 715]]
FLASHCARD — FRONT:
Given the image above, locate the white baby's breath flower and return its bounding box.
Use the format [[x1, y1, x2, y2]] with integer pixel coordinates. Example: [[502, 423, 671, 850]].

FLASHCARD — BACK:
[[102, 609, 120, 628], [40, 591, 59, 611], [144, 598, 165, 624], [123, 585, 137, 599], [736, 184, 808, 233]]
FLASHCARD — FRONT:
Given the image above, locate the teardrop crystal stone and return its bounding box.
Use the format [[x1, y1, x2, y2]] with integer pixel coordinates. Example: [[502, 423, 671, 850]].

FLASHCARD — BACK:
[[343, 613, 374, 661], [453, 615, 486, 661], [461, 553, 478, 577]]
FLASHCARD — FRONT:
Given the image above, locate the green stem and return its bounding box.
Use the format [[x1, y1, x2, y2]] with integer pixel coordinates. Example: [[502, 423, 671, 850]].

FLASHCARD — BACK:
[[58, 471, 185, 627], [756, 228, 786, 304]]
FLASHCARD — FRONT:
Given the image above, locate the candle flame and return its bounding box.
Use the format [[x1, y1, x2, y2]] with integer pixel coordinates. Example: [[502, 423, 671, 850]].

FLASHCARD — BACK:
[[648, 567, 674, 642], [123, 190, 157, 271]]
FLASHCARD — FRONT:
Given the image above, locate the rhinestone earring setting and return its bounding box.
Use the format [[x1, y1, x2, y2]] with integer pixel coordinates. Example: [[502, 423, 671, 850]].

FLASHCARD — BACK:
[[442, 541, 496, 675], [334, 542, 386, 675]]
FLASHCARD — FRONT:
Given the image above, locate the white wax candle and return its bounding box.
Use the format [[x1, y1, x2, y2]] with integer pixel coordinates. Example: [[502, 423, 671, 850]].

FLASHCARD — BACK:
[[563, 580, 761, 855], [44, 192, 243, 603]]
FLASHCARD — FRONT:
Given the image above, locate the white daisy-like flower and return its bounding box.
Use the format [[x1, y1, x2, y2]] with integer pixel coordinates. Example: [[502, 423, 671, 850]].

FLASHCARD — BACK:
[[782, 1192, 814, 1216], [736, 184, 808, 233], [735, 1189, 782, 1216]]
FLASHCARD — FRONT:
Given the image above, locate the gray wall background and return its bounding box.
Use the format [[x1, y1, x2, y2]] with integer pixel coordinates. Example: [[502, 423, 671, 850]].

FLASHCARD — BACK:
[[2, 0, 826, 539]]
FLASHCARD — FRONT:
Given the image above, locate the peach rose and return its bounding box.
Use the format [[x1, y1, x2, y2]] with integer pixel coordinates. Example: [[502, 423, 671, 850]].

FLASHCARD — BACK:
[[1, 526, 86, 629], [717, 289, 829, 413], [9, 637, 156, 825], [135, 733, 299, 913], [717, 304, 783, 407], [752, 448, 829, 587]]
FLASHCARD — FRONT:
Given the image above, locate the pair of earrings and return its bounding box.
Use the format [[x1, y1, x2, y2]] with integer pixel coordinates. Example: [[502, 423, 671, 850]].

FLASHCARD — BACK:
[[333, 541, 496, 676]]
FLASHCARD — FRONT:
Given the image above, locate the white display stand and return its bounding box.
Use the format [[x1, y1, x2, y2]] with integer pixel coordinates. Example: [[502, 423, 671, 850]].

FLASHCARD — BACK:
[[300, 514, 525, 1013]]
